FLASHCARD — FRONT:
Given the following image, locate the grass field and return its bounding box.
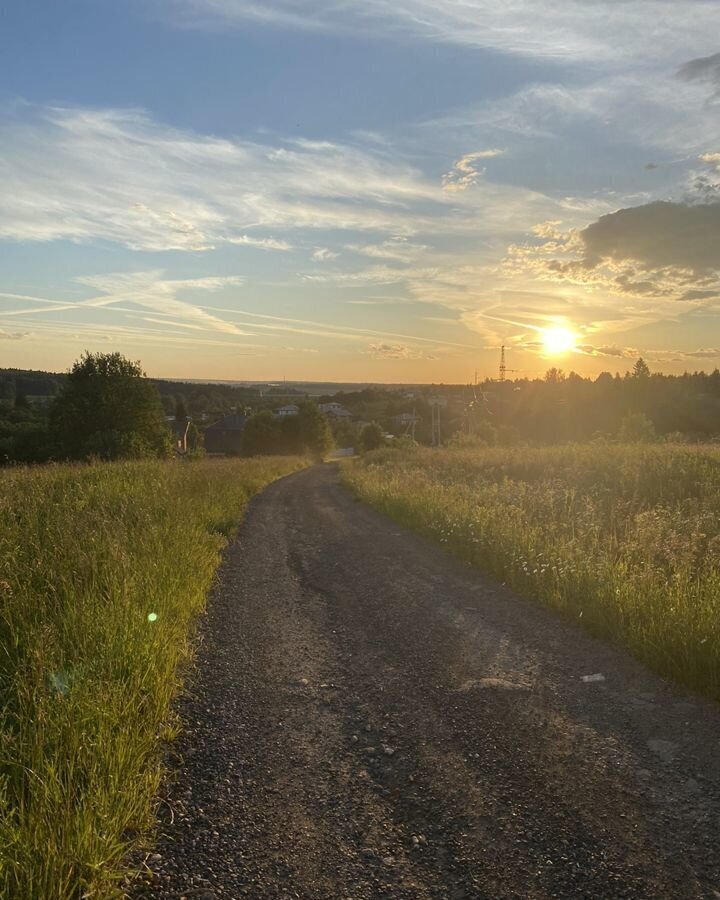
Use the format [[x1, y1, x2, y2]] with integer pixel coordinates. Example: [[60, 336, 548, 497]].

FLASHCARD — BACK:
[[344, 443, 720, 700], [0, 456, 307, 900]]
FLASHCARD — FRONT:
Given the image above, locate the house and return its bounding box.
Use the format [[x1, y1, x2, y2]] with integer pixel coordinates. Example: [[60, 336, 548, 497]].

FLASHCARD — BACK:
[[275, 404, 300, 417], [318, 402, 352, 419], [391, 412, 420, 428], [203, 413, 247, 455]]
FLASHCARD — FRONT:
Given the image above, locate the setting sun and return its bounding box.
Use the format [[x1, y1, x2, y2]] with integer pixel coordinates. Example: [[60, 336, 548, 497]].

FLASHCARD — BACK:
[[542, 327, 578, 355]]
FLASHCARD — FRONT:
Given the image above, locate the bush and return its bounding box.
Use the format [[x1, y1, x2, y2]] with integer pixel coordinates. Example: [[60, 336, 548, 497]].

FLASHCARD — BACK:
[[359, 422, 385, 452], [618, 412, 656, 443]]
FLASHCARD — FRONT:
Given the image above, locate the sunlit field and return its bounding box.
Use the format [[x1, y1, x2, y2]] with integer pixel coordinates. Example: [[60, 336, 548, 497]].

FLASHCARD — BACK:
[[0, 456, 306, 899], [345, 444, 720, 699]]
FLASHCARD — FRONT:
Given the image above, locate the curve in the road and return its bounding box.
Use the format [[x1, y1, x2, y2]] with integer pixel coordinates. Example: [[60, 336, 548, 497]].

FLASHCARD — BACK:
[[133, 464, 720, 900]]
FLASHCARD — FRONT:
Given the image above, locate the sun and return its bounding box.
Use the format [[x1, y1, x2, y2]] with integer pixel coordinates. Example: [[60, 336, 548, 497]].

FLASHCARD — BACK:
[[542, 326, 577, 355]]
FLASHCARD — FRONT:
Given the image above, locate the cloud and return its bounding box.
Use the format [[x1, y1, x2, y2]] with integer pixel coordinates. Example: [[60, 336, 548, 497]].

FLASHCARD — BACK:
[[227, 235, 293, 250], [582, 201, 720, 275], [312, 247, 339, 261], [507, 199, 720, 308], [0, 328, 29, 340], [75, 271, 252, 336], [344, 239, 427, 261], [443, 150, 504, 192], [679, 52, 720, 89], [429, 70, 720, 157], [577, 343, 635, 358], [159, 0, 720, 65], [0, 104, 554, 253], [365, 342, 436, 360], [682, 347, 720, 358], [0, 106, 431, 250]]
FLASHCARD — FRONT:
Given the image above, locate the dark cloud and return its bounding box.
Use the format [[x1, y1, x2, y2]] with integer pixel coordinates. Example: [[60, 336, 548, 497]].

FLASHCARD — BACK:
[[678, 52, 720, 84], [679, 289, 720, 302], [581, 201, 720, 275]]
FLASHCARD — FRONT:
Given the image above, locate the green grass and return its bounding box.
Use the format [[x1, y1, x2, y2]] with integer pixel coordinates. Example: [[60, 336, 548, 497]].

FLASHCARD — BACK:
[[344, 443, 720, 699], [0, 456, 307, 899]]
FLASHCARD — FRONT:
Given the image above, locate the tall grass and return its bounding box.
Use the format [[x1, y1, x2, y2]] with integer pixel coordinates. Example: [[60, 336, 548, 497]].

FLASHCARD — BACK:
[[0, 456, 306, 899], [344, 444, 720, 698]]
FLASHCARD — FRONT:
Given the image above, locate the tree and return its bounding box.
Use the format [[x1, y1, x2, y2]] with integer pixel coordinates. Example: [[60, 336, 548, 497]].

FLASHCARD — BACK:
[[544, 368, 566, 384], [631, 357, 651, 379], [174, 397, 188, 421], [297, 403, 333, 460], [242, 410, 282, 456], [14, 390, 30, 410], [50, 352, 171, 460], [618, 412, 656, 443], [359, 422, 385, 452]]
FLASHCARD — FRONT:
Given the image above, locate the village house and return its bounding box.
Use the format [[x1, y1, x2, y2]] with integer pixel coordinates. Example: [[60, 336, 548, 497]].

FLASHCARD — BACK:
[[203, 413, 247, 455], [318, 401, 352, 419], [275, 404, 300, 417]]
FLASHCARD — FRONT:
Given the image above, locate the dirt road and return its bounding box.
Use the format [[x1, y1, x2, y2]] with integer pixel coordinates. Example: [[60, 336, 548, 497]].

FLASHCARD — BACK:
[[135, 465, 720, 899]]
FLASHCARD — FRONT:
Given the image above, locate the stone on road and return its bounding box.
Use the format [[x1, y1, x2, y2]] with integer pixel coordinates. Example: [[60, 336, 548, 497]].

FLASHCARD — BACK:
[[134, 465, 720, 899]]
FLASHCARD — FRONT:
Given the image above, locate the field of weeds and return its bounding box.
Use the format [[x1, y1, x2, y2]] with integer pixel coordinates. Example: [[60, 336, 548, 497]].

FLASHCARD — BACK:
[[345, 443, 720, 700], [0, 456, 306, 899]]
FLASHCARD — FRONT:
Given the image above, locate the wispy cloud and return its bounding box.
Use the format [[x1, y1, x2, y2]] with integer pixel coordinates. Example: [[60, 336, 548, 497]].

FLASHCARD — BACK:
[[0, 327, 30, 340], [75, 272, 252, 336], [227, 235, 293, 250], [365, 342, 437, 360], [443, 150, 504, 192], [312, 247, 339, 261], [344, 239, 428, 261], [159, 0, 720, 65], [0, 106, 430, 250]]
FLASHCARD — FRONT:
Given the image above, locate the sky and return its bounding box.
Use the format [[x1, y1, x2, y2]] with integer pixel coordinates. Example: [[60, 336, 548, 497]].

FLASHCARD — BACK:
[[2, 1, 720, 382]]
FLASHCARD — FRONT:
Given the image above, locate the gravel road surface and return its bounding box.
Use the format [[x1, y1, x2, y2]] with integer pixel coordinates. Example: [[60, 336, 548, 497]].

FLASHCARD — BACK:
[[134, 464, 720, 899]]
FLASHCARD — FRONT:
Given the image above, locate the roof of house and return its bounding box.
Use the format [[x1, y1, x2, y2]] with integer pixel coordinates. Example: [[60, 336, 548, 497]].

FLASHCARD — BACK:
[[205, 413, 247, 433]]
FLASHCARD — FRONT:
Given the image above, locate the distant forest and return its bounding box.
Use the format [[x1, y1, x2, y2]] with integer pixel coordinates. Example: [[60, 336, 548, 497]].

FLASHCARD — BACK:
[[2, 359, 720, 464]]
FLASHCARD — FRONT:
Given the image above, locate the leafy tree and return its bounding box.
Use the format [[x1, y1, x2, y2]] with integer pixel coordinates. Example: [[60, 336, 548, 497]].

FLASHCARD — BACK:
[[545, 368, 566, 383], [242, 410, 282, 456], [297, 403, 333, 460], [174, 397, 188, 421], [359, 422, 385, 452], [14, 391, 30, 410], [618, 412, 656, 443], [50, 352, 171, 460]]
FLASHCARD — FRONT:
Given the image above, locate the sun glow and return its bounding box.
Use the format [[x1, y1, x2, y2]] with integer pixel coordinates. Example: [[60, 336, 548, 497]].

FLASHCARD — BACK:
[[542, 326, 577, 355]]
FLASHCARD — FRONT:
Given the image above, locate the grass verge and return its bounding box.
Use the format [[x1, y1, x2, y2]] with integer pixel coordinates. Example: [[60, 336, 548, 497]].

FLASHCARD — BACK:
[[344, 444, 720, 699], [0, 456, 307, 899]]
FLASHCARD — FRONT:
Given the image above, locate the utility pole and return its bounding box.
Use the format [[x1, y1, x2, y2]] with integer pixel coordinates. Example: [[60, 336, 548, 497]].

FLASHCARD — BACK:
[[431, 402, 441, 447]]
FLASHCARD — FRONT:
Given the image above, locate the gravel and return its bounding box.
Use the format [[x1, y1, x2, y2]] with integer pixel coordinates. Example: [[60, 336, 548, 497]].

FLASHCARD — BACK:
[[131, 464, 720, 899]]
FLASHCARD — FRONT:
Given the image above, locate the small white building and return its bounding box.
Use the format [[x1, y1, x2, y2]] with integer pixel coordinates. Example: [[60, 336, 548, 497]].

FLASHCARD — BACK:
[[275, 404, 300, 417]]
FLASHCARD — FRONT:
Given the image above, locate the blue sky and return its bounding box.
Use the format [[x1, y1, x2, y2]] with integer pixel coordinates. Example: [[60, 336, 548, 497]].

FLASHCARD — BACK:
[[2, 0, 720, 381]]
